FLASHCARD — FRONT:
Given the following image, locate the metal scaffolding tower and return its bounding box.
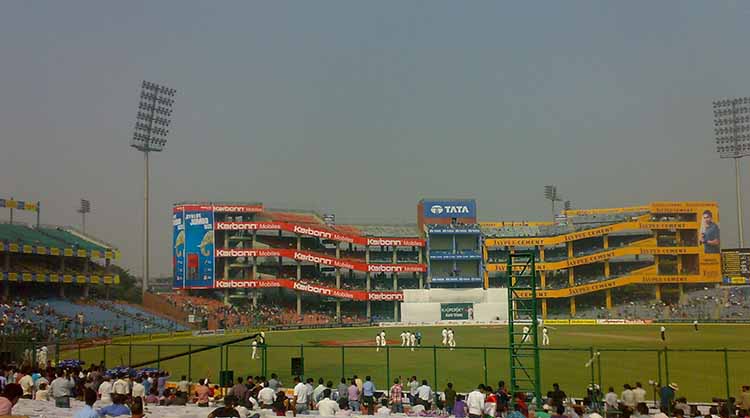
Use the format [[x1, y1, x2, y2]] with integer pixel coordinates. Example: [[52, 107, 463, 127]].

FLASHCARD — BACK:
[[506, 251, 541, 406]]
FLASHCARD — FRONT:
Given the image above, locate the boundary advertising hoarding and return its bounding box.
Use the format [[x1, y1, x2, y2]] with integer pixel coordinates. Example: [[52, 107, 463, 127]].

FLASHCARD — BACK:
[[213, 278, 403, 301]]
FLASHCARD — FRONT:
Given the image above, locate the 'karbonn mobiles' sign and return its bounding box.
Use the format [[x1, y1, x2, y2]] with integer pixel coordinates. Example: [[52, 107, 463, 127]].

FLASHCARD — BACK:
[[440, 303, 474, 320], [422, 200, 477, 219]]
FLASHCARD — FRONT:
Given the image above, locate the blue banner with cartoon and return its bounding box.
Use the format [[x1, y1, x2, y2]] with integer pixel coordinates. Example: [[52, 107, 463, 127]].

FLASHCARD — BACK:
[[184, 206, 215, 288], [172, 207, 185, 288]]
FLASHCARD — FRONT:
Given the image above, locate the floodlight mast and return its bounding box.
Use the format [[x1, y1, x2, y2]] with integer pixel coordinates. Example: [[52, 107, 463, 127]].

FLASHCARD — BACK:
[[131, 81, 176, 296], [713, 97, 750, 247]]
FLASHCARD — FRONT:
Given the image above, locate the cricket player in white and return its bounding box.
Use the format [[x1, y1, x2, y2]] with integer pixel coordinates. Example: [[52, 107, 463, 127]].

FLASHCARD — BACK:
[[380, 331, 387, 348], [251, 340, 258, 359], [409, 332, 417, 352], [447, 328, 456, 350], [375, 334, 382, 352], [660, 326, 666, 341], [441, 328, 448, 346], [542, 327, 550, 346], [400, 331, 407, 346], [521, 326, 530, 343]]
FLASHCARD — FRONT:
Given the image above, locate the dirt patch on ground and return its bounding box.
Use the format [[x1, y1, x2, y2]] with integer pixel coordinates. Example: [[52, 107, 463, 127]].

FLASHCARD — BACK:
[[563, 331, 655, 343], [315, 339, 400, 347]]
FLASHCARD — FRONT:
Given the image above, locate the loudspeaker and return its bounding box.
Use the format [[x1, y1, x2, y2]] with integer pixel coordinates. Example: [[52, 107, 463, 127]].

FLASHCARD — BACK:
[[291, 357, 304, 376]]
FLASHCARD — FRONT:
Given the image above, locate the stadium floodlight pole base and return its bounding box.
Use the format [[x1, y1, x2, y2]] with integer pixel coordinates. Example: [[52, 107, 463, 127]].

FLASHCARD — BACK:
[[735, 157, 745, 247]]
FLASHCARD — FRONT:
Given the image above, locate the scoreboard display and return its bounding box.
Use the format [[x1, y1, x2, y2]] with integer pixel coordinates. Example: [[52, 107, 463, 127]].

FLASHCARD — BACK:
[[721, 248, 750, 285]]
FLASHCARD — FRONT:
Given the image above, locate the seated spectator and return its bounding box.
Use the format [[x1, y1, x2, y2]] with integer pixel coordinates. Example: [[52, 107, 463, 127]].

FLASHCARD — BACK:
[[73, 388, 98, 418], [130, 397, 145, 418], [336, 398, 352, 416], [0, 383, 23, 416], [209, 394, 241, 418], [35, 382, 50, 401], [97, 393, 131, 417], [195, 379, 210, 407], [145, 387, 160, 405], [377, 398, 391, 415]]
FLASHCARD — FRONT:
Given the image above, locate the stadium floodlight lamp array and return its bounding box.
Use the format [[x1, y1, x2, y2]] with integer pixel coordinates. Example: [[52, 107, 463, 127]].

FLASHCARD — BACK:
[[131, 81, 176, 153], [77, 199, 91, 233], [713, 97, 749, 247], [131, 80, 177, 296], [544, 185, 563, 220]]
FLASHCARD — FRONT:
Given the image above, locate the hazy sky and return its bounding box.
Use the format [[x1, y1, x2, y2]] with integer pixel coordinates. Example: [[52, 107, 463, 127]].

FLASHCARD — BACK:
[[1, 1, 749, 276]]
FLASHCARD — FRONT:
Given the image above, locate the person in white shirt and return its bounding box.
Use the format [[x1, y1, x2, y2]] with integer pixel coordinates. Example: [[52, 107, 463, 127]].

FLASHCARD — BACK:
[[441, 328, 449, 346], [34, 382, 49, 401], [112, 374, 129, 395], [318, 389, 340, 416], [542, 327, 550, 346], [252, 340, 259, 360], [417, 380, 433, 409], [258, 384, 276, 408], [376, 398, 391, 415], [522, 326, 530, 343], [604, 386, 618, 411], [293, 376, 310, 415], [131, 377, 146, 400], [98, 376, 113, 404], [467, 385, 486, 418], [313, 378, 327, 404], [380, 330, 387, 348], [400, 332, 407, 347], [632, 382, 647, 404], [660, 326, 666, 342], [621, 384, 636, 410], [448, 329, 456, 350], [409, 332, 417, 352], [376, 334, 383, 352], [18, 372, 34, 399]]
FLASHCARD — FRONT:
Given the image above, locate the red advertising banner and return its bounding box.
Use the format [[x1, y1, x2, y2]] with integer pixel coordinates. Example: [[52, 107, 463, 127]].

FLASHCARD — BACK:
[[175, 204, 263, 213], [212, 278, 404, 301], [214, 248, 427, 273], [215, 221, 425, 247]]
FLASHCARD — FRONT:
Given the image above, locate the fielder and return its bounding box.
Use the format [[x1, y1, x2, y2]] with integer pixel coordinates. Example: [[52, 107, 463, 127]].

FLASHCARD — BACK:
[[415, 331, 422, 347], [660, 326, 666, 342], [375, 333, 382, 352], [521, 326, 530, 344], [693, 320, 699, 332], [542, 327, 550, 346], [447, 328, 456, 350], [441, 328, 448, 346], [409, 331, 417, 352], [401, 331, 408, 346], [251, 340, 258, 359]]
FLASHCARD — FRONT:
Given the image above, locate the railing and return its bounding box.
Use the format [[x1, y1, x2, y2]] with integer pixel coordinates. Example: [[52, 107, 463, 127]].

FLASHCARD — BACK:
[[47, 342, 749, 403]]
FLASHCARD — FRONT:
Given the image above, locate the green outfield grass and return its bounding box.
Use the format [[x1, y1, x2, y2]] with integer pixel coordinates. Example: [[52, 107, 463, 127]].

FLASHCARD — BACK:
[[64, 324, 750, 402]]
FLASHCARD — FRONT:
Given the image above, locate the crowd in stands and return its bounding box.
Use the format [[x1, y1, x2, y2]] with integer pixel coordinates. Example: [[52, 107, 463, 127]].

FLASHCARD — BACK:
[[2, 363, 748, 418], [0, 298, 186, 341]]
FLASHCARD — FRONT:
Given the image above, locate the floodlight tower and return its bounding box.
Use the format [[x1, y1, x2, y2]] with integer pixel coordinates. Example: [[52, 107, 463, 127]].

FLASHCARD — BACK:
[[544, 185, 563, 220], [131, 81, 176, 296], [713, 97, 750, 247], [77, 199, 91, 233]]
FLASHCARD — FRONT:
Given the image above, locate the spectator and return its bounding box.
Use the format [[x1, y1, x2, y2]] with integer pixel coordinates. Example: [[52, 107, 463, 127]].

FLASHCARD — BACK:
[[293, 376, 310, 416], [337, 398, 352, 416], [376, 398, 391, 415], [363, 376, 376, 415], [112, 373, 129, 396], [97, 393, 131, 417], [209, 394, 241, 418], [18, 369, 34, 399], [660, 383, 678, 412], [313, 377, 327, 405], [508, 402, 526, 418], [73, 387, 98, 418], [389, 378, 403, 414], [232, 377, 248, 406], [177, 375, 189, 396], [348, 379, 360, 412], [273, 390, 290, 416], [550, 383, 567, 408], [632, 403, 650, 418], [674, 397, 689, 415], [98, 375, 113, 404], [268, 373, 282, 392], [338, 378, 349, 402], [318, 389, 340, 416], [537, 404, 552, 418], [467, 384, 486, 418], [605, 387, 618, 411], [633, 383, 647, 404], [258, 382, 277, 409], [145, 388, 160, 405], [195, 378, 210, 407], [551, 405, 568, 418], [157, 371, 169, 396], [130, 397, 146, 418], [408, 376, 419, 405], [454, 394, 467, 418], [50, 369, 75, 408], [444, 382, 457, 415], [35, 382, 49, 401], [132, 377, 146, 400], [0, 383, 22, 416], [622, 384, 636, 411], [417, 379, 433, 409]]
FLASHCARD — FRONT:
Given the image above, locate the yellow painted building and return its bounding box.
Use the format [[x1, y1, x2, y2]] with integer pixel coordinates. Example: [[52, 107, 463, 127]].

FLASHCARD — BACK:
[[482, 202, 721, 317]]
